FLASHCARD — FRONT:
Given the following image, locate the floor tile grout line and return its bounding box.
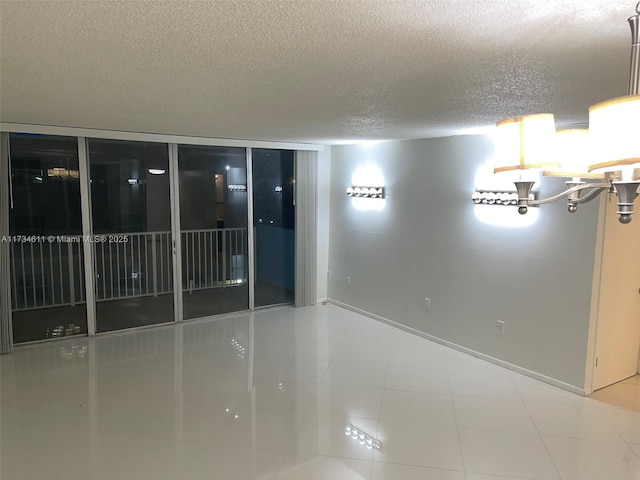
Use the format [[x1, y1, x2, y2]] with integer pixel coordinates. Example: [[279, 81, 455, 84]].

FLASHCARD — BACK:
[[514, 376, 565, 480], [371, 327, 394, 473], [445, 348, 468, 477]]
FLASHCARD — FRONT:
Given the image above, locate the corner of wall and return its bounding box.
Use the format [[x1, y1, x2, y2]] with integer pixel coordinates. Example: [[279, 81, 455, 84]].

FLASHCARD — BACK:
[[584, 194, 608, 395]]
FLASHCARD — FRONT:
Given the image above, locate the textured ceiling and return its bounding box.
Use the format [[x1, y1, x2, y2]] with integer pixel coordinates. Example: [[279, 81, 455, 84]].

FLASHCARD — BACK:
[[0, 0, 636, 144]]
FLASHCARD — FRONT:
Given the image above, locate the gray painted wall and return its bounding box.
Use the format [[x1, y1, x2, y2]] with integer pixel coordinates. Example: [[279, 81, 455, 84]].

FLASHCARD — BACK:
[[328, 135, 599, 389]]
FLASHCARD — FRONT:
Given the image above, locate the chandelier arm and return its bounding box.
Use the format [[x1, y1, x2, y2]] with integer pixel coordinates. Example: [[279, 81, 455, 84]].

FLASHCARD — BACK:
[[569, 186, 611, 205], [527, 183, 611, 206]]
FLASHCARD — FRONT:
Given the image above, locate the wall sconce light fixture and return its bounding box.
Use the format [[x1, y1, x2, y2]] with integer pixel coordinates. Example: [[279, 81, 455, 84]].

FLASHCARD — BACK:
[[346, 186, 385, 198], [472, 190, 538, 206]]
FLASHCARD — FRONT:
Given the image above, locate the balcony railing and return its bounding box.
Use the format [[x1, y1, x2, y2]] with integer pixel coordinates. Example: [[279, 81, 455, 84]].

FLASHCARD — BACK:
[[10, 240, 85, 311], [181, 228, 247, 293], [10, 228, 248, 311]]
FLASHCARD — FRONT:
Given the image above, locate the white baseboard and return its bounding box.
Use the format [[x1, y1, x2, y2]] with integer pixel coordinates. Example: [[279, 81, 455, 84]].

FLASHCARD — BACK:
[[327, 299, 586, 397]]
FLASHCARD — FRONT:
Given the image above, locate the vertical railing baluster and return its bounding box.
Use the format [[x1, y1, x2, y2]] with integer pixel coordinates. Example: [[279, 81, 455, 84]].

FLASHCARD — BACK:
[[20, 242, 27, 308], [167, 234, 171, 292], [203, 230, 208, 288], [191, 232, 195, 292], [182, 233, 187, 293], [144, 234, 149, 295], [160, 235, 171, 292], [11, 243, 18, 309], [58, 242, 64, 304], [242, 230, 246, 281], [222, 230, 227, 286], [123, 236, 129, 297], [68, 242, 75, 306], [152, 233, 158, 297], [39, 241, 45, 307], [235, 230, 239, 281], [101, 241, 106, 300], [197, 231, 202, 288], [116, 242, 121, 299], [48, 242, 54, 306], [109, 242, 114, 299], [215, 231, 219, 285], [137, 234, 142, 297], [158, 234, 163, 293], [209, 231, 213, 287], [131, 234, 136, 297], [167, 233, 172, 292], [231, 230, 235, 282], [30, 242, 36, 307], [78, 243, 84, 303]]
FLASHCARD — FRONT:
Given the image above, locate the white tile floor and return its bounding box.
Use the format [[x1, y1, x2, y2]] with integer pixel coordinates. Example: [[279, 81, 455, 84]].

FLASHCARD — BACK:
[[2, 304, 640, 480]]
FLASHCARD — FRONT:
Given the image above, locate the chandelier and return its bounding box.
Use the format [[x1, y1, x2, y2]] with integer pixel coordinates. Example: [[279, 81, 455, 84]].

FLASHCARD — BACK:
[[493, 2, 640, 224]]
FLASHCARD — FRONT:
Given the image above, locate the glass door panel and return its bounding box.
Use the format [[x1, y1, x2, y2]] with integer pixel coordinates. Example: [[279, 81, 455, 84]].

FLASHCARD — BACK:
[[88, 139, 174, 332], [252, 149, 295, 307], [8, 134, 87, 342], [177, 145, 248, 319]]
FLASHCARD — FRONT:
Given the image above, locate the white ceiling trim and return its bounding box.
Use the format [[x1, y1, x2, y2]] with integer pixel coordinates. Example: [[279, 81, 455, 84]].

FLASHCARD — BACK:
[[0, 123, 325, 152]]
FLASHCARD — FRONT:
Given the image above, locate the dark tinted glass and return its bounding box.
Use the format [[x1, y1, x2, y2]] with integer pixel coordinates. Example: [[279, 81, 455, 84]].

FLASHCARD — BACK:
[[252, 149, 295, 307], [178, 145, 249, 319], [9, 134, 87, 342], [88, 139, 174, 332]]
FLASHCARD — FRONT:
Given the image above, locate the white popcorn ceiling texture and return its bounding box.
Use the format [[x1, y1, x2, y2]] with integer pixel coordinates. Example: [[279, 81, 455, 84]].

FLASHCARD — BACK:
[[0, 0, 635, 143]]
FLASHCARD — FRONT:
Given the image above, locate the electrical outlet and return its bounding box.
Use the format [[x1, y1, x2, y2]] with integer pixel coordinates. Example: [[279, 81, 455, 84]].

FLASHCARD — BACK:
[[347, 276, 351, 286], [497, 320, 505, 334], [424, 298, 431, 310]]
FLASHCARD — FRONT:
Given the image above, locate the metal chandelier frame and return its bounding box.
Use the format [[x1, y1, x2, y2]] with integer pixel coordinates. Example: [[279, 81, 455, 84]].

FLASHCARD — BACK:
[[508, 2, 640, 224]]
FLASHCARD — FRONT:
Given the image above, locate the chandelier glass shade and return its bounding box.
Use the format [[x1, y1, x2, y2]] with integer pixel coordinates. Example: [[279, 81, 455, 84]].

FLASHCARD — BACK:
[[493, 114, 558, 174], [543, 129, 603, 180], [588, 95, 640, 180]]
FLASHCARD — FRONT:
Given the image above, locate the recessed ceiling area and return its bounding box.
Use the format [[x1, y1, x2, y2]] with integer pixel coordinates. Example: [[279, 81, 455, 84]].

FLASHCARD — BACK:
[[0, 0, 635, 144]]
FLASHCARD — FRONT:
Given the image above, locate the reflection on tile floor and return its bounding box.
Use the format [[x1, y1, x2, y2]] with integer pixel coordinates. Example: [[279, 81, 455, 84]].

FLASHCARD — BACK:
[[2, 304, 640, 480]]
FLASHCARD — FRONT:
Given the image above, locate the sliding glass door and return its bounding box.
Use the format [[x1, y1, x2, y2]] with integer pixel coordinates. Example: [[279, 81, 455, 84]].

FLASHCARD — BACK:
[[4, 133, 303, 345], [88, 139, 174, 332], [8, 134, 87, 343], [252, 149, 295, 307], [178, 145, 249, 319]]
